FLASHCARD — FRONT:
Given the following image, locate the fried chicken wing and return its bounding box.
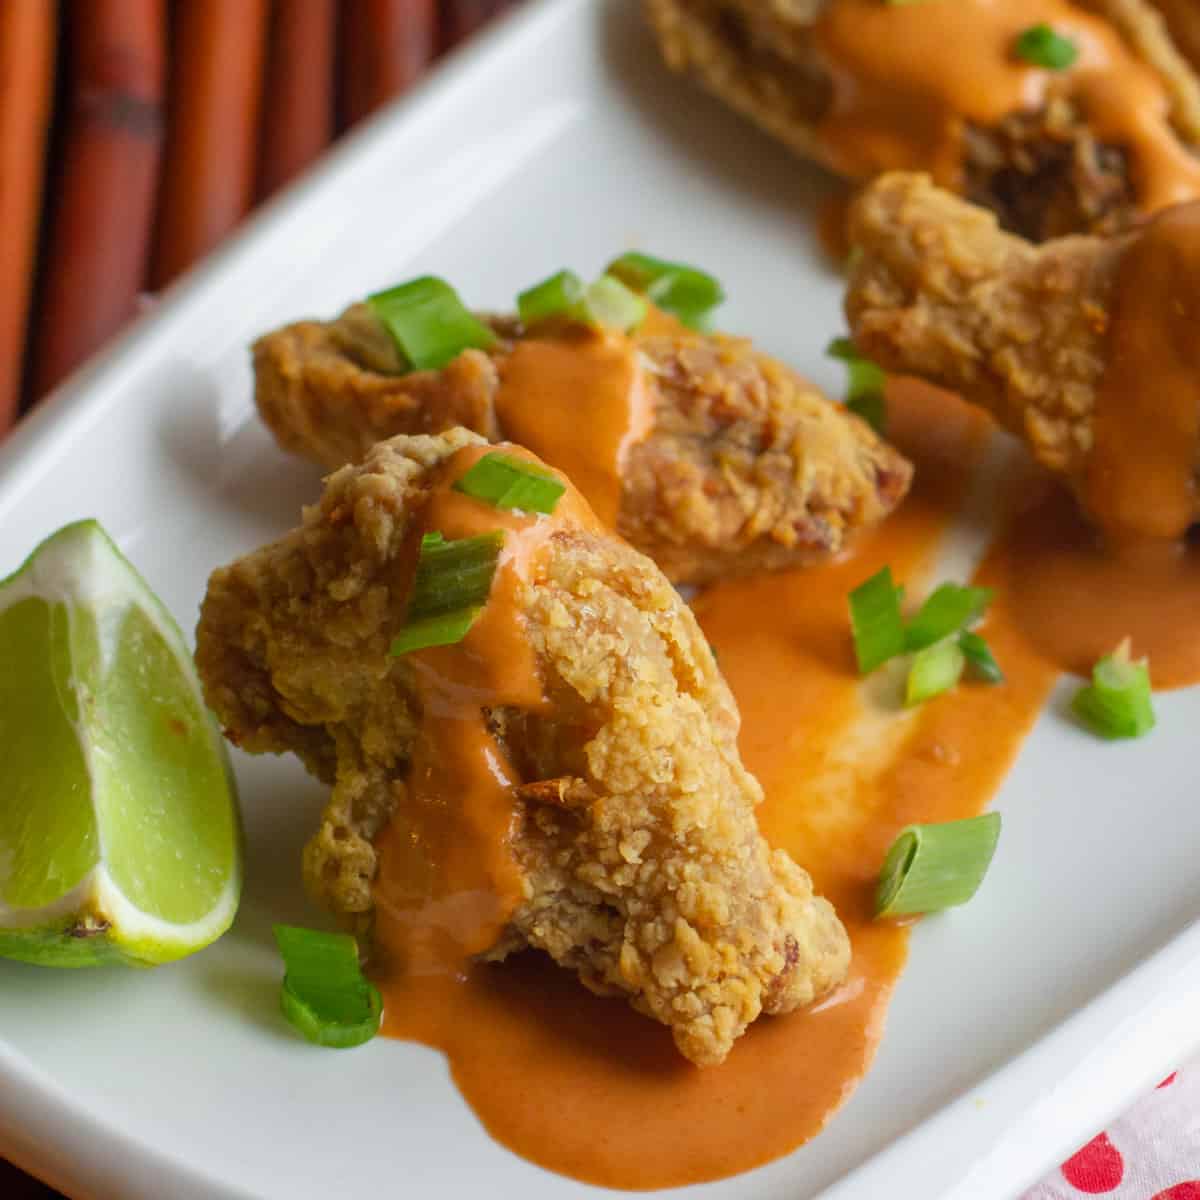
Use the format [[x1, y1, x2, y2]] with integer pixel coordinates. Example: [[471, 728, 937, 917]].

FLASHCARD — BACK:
[[195, 428, 850, 1066], [253, 304, 911, 586], [845, 171, 1126, 485], [646, 0, 1200, 241]]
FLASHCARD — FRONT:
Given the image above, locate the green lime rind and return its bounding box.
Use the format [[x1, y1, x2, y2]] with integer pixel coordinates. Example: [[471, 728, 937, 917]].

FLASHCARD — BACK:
[[0, 520, 242, 969]]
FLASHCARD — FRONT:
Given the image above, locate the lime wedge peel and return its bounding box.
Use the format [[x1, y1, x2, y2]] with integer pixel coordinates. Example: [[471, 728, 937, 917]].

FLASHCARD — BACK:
[[0, 521, 242, 968]]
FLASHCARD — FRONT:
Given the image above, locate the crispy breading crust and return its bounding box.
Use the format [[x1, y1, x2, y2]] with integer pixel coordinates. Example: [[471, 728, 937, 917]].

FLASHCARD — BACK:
[[645, 0, 1200, 240], [253, 307, 911, 587], [195, 429, 850, 1066], [844, 172, 1128, 481]]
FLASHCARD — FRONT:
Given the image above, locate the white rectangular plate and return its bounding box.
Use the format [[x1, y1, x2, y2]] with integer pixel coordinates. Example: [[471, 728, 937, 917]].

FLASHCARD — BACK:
[[3, 3, 1200, 1197]]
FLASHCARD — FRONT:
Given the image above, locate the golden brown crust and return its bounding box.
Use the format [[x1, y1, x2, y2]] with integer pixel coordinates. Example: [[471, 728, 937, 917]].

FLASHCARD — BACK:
[[195, 429, 851, 1066], [845, 171, 1127, 481], [252, 307, 911, 587]]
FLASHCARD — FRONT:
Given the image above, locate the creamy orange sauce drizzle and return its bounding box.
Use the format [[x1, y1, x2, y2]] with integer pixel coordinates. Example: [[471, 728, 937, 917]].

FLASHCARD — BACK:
[[1084, 204, 1200, 543], [373, 443, 597, 974], [813, 0, 1200, 210], [494, 328, 654, 529], [370, 382, 1059, 1189]]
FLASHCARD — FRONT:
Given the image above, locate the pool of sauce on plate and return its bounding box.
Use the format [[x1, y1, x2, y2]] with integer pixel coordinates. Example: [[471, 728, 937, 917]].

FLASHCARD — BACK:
[[369, 382, 1061, 1190], [813, 0, 1200, 211]]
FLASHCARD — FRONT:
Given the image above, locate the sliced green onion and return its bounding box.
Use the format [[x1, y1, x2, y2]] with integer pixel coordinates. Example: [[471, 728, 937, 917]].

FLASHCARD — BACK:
[[390, 529, 504, 656], [1014, 24, 1078, 70], [517, 269, 584, 328], [453, 452, 565, 514], [606, 251, 725, 330], [959, 630, 1004, 684], [906, 583, 994, 652], [273, 925, 382, 1048], [906, 638, 966, 706], [875, 813, 1002, 918], [827, 336, 887, 434], [368, 276, 498, 372], [1071, 641, 1155, 739], [849, 566, 906, 674], [576, 274, 648, 333]]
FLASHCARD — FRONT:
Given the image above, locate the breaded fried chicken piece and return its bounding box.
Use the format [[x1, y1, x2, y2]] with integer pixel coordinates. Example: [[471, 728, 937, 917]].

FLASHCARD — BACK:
[[844, 172, 1127, 484], [253, 305, 911, 586], [646, 0, 1200, 241], [196, 428, 850, 1066]]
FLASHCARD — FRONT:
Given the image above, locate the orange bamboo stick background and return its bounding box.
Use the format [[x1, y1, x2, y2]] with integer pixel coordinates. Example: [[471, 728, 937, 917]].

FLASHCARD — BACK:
[[0, 0, 521, 440]]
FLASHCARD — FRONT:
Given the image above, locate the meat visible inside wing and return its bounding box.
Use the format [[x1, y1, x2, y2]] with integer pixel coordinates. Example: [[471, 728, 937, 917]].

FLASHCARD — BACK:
[[195, 428, 851, 1067], [252, 303, 911, 586], [645, 0, 1200, 241]]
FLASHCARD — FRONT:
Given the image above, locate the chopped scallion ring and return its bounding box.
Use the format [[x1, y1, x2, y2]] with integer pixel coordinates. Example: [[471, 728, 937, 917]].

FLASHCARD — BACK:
[[390, 530, 504, 656], [273, 925, 382, 1049], [517, 269, 584, 328], [959, 630, 1004, 684], [1014, 24, 1078, 70], [875, 813, 1002, 918], [905, 583, 994, 652], [453, 452, 565, 514], [577, 274, 648, 333], [849, 566, 906, 674], [606, 252, 725, 330], [827, 337, 887, 434], [368, 276, 498, 372], [906, 638, 966, 706], [1072, 640, 1156, 740]]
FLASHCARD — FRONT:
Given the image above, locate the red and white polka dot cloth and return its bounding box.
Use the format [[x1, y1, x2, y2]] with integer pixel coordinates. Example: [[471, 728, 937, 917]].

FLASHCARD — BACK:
[[1023, 1059, 1200, 1199]]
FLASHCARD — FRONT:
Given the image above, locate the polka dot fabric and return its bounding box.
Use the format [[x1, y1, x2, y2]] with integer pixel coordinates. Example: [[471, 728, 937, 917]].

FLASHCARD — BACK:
[[1024, 1057, 1200, 1200]]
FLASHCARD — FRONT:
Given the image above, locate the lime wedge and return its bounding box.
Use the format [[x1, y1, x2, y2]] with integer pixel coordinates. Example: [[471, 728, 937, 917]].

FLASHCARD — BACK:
[[0, 521, 241, 967]]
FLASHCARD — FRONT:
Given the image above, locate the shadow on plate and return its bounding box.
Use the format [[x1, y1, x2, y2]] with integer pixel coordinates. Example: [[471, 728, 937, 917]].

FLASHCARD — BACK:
[[156, 357, 323, 538], [598, 1, 843, 238]]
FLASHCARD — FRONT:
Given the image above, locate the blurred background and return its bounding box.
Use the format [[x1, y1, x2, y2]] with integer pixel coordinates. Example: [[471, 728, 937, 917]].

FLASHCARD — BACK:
[[0, 0, 525, 443], [0, 8, 525, 1194]]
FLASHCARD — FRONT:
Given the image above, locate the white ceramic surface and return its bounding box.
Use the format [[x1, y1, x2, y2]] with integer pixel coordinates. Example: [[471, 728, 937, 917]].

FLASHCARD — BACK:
[[2, 3, 1199, 1197]]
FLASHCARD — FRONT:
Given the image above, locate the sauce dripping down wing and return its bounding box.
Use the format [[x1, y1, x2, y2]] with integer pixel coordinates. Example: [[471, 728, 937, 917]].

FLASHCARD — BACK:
[[194, 426, 851, 1068]]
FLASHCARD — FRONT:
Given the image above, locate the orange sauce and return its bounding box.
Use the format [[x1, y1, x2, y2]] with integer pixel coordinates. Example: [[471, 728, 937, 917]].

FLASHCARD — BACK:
[[372, 443, 598, 974], [1084, 204, 1200, 543], [371, 383, 1060, 1188], [494, 329, 653, 529], [813, 0, 1200, 210]]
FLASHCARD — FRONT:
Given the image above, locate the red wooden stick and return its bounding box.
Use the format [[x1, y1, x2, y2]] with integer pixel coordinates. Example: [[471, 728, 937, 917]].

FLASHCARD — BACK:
[[0, 1, 56, 427], [257, 0, 336, 198], [151, 0, 270, 288], [32, 0, 167, 398], [340, 0, 437, 127]]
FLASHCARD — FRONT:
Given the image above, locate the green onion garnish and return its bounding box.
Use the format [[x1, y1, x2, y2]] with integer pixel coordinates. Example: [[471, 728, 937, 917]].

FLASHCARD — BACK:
[[849, 566, 906, 674], [827, 336, 887, 434], [453, 451, 565, 514], [906, 583, 994, 652], [273, 925, 382, 1048], [1014, 24, 1078, 70], [578, 274, 648, 333], [1072, 641, 1156, 740], [368, 276, 498, 372], [906, 638, 966, 706], [390, 529, 504, 656], [606, 251, 725, 330], [875, 813, 1002, 917], [959, 630, 1004, 684], [517, 269, 585, 328]]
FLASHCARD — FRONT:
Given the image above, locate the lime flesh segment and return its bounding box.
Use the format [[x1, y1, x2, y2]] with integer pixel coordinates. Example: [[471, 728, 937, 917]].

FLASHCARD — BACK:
[[0, 521, 242, 967]]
